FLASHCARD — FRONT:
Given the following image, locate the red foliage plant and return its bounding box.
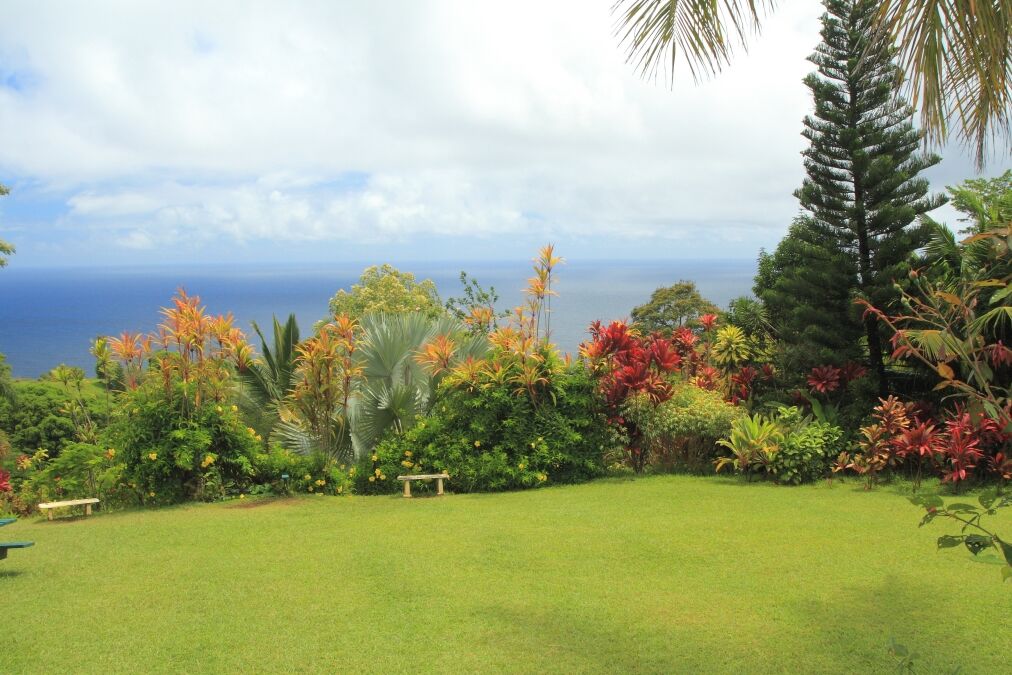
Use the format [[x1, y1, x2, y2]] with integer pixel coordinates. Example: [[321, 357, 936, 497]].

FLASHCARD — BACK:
[[582, 320, 681, 472], [0, 469, 10, 493], [807, 365, 841, 394]]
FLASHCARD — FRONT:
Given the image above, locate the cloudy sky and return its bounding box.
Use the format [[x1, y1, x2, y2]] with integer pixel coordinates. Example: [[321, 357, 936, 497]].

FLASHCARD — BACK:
[[0, 0, 1001, 268]]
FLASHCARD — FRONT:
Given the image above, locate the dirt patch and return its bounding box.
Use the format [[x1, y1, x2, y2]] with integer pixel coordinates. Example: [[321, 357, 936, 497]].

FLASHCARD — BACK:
[[227, 497, 300, 510]]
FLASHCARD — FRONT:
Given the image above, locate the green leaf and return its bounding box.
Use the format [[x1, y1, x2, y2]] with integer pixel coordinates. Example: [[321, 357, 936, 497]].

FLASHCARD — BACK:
[[1002, 565, 1012, 582], [978, 488, 999, 509], [964, 534, 992, 555], [946, 503, 980, 513], [996, 537, 1012, 566], [937, 535, 964, 549]]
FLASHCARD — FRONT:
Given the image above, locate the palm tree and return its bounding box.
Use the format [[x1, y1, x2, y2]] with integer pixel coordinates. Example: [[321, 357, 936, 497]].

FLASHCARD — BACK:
[[613, 0, 1011, 166], [237, 314, 301, 441], [350, 313, 489, 455]]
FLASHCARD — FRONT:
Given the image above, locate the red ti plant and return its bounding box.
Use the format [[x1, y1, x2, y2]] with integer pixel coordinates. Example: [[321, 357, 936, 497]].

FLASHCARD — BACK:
[[807, 365, 841, 394], [0, 468, 11, 493], [582, 321, 681, 472]]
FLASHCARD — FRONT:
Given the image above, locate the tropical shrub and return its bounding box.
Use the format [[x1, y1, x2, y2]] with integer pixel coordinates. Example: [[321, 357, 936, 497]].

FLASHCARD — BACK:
[[106, 386, 259, 503], [768, 406, 843, 484], [582, 320, 681, 471], [0, 376, 110, 458], [358, 362, 611, 494], [715, 406, 842, 484], [273, 316, 361, 463], [251, 445, 354, 496], [622, 383, 744, 472], [237, 314, 301, 446], [715, 413, 783, 479], [837, 396, 1011, 489]]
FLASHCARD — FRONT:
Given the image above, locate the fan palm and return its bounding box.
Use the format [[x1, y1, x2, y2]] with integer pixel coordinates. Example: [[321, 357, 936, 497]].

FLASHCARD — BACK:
[[613, 0, 1011, 167], [351, 313, 489, 455]]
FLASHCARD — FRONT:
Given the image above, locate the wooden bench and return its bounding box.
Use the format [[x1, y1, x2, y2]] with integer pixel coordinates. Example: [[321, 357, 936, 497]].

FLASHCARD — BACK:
[[397, 473, 449, 498], [0, 517, 34, 560], [38, 498, 100, 520]]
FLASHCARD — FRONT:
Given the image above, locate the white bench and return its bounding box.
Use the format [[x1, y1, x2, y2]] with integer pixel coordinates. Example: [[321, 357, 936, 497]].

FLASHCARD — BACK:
[[38, 498, 100, 520], [397, 473, 449, 498]]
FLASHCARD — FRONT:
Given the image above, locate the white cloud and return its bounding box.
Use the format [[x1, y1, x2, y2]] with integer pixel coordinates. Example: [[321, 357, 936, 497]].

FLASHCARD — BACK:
[[0, 0, 991, 263]]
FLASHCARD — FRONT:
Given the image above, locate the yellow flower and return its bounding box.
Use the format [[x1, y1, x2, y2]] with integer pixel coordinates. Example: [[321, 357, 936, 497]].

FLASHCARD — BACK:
[[518, 463, 525, 470], [349, 467, 356, 476], [374, 468, 381, 476], [337, 486, 343, 494], [247, 427, 256, 437], [379, 474, 386, 480], [401, 460, 413, 468], [231, 405, 238, 413], [368, 476, 376, 482], [474, 440, 481, 447], [308, 486, 314, 492], [148, 491, 156, 497], [315, 479, 326, 486], [404, 450, 413, 457], [216, 405, 223, 413], [239, 494, 245, 499], [371, 454, 378, 462], [304, 474, 312, 481], [255, 434, 263, 442], [148, 452, 158, 461], [106, 448, 117, 459]]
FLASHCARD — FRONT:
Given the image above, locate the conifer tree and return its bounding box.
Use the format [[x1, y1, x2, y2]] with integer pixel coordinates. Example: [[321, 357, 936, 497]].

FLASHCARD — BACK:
[[755, 216, 860, 371], [765, 0, 944, 394]]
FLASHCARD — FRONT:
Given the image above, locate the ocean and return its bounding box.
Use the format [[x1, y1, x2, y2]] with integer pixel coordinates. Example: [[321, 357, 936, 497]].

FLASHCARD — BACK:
[[0, 260, 755, 378]]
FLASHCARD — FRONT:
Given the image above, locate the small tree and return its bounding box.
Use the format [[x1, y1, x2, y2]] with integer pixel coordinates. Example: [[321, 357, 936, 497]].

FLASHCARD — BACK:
[[325, 265, 443, 323], [631, 280, 721, 334]]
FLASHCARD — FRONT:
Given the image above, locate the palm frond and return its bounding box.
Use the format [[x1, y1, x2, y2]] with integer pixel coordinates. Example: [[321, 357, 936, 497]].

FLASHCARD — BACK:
[[613, 0, 775, 82], [876, 0, 1012, 167]]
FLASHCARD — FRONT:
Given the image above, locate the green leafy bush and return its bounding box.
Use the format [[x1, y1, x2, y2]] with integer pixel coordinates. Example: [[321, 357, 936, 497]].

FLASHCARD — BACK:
[[106, 385, 259, 504], [714, 406, 842, 483], [0, 379, 110, 457], [623, 383, 745, 472], [251, 445, 354, 496], [358, 365, 613, 494], [768, 406, 843, 484]]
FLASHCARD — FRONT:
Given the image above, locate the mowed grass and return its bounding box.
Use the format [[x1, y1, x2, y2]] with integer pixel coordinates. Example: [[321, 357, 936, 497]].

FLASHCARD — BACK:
[[2, 476, 1008, 674]]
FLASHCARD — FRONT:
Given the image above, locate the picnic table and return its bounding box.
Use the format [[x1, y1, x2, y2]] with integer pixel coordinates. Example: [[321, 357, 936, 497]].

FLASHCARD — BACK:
[[0, 517, 33, 560]]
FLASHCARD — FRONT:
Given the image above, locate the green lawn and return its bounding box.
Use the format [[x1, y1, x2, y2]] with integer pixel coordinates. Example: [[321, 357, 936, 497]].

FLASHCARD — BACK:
[[1, 476, 1008, 673]]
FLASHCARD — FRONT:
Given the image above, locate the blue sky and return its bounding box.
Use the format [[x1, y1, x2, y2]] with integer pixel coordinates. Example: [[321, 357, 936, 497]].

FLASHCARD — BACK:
[[0, 1, 1003, 268]]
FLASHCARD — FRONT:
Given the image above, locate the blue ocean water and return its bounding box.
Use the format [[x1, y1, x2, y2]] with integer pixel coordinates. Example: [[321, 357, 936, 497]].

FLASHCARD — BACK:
[[0, 260, 755, 378]]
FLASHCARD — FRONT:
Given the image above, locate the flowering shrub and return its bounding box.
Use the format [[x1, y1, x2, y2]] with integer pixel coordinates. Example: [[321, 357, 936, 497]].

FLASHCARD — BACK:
[[359, 363, 612, 494], [106, 387, 259, 504]]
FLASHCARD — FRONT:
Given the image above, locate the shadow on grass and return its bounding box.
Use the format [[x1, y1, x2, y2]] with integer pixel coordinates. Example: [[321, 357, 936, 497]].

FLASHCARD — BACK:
[[0, 568, 24, 578], [796, 575, 966, 673], [476, 603, 673, 672]]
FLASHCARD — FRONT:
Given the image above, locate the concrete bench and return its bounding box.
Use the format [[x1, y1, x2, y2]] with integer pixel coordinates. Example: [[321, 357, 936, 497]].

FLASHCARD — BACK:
[[38, 498, 100, 520], [397, 473, 449, 498]]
